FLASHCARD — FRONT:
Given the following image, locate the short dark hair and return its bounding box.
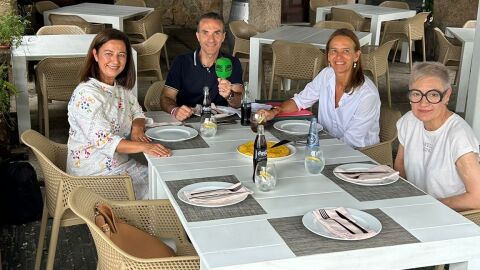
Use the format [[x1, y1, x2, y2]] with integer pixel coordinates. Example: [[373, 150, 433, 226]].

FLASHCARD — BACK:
[[196, 12, 225, 32], [80, 28, 136, 89], [326, 28, 365, 94]]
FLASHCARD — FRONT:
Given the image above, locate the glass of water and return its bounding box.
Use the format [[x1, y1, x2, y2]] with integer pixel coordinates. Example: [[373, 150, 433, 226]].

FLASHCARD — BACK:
[[255, 163, 277, 192], [304, 146, 325, 174], [200, 116, 217, 137]]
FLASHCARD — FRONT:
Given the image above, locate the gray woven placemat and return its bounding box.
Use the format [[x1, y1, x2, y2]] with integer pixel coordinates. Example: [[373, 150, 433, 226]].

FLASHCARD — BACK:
[[323, 163, 425, 201], [151, 125, 209, 150], [165, 175, 267, 222], [185, 114, 240, 123], [268, 209, 419, 256], [266, 124, 334, 141]]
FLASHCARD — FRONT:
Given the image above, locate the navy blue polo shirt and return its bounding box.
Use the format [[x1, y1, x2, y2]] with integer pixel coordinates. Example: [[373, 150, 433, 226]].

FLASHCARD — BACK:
[[165, 49, 243, 107]]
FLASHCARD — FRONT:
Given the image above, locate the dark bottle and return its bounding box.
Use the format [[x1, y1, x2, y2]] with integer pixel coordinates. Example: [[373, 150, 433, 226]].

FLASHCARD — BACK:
[[253, 124, 267, 182], [201, 86, 211, 116], [241, 81, 252, 126]]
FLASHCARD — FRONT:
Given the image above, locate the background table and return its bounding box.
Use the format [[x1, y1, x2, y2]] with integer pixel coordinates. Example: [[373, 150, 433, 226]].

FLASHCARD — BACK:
[[144, 111, 480, 270], [11, 35, 138, 139], [43, 3, 153, 31], [248, 26, 372, 99], [445, 27, 475, 113]]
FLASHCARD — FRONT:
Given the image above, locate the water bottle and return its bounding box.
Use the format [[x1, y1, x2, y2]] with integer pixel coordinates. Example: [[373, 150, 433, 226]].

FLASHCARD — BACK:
[[304, 117, 324, 174], [201, 86, 211, 116], [306, 117, 319, 148], [253, 124, 267, 182], [241, 82, 252, 126]]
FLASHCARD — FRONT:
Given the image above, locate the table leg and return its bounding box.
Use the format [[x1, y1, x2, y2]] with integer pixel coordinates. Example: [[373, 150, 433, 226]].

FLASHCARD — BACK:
[[131, 48, 138, 97], [455, 41, 473, 113], [315, 9, 328, 23], [399, 42, 410, 63], [370, 16, 381, 46], [450, 257, 480, 270], [249, 37, 262, 100], [12, 56, 30, 140]]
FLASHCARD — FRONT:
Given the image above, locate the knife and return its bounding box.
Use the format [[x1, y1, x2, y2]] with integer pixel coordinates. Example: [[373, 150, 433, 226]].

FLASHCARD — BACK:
[[335, 210, 368, 233], [271, 139, 291, 148], [334, 170, 391, 174]]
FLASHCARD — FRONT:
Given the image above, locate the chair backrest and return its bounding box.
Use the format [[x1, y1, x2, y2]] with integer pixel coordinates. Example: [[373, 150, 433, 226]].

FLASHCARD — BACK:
[[37, 25, 86, 35], [361, 39, 397, 76], [229, 20, 258, 56], [433, 27, 461, 65], [35, 56, 85, 101], [144, 80, 165, 111], [313, 20, 355, 31], [407, 12, 430, 40], [115, 0, 146, 7], [142, 9, 164, 39], [133, 33, 168, 73], [463, 20, 476, 28], [379, 106, 401, 143], [34, 0, 59, 14], [309, 0, 348, 10], [378, 1, 410, 9], [49, 14, 104, 34], [331, 7, 367, 31]]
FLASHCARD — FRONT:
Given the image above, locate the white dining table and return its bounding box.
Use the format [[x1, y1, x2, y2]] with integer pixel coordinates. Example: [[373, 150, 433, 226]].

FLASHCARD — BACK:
[[144, 111, 480, 270], [10, 34, 138, 139], [43, 3, 153, 31], [248, 26, 372, 100], [445, 27, 475, 113], [315, 4, 416, 46]]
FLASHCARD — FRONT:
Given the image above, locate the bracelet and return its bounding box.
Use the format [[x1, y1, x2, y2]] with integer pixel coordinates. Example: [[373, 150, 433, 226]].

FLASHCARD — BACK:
[[170, 107, 178, 116], [227, 91, 235, 101]]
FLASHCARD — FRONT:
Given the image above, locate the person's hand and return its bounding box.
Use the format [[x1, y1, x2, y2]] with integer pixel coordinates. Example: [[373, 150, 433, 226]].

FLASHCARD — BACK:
[[174, 105, 193, 121], [143, 142, 172, 157], [131, 126, 151, 143], [256, 109, 277, 121], [217, 78, 232, 99]]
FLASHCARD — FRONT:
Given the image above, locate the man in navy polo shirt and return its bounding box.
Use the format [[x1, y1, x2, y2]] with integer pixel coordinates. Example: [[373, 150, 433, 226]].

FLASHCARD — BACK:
[[160, 12, 244, 121]]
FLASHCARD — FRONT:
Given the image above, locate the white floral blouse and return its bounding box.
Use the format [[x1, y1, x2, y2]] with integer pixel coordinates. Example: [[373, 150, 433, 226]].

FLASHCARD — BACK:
[[66, 78, 145, 179]]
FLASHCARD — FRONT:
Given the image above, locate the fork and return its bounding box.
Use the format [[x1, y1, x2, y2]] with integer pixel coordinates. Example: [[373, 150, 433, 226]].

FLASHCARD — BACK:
[[188, 183, 243, 196], [319, 209, 355, 234]]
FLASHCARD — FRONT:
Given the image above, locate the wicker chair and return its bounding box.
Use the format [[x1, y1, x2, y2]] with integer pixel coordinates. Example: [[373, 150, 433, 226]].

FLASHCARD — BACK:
[[123, 9, 169, 69], [132, 33, 168, 81], [21, 130, 135, 270], [361, 39, 397, 107], [229, 20, 259, 79], [69, 187, 200, 270], [359, 106, 401, 167], [34, 0, 59, 15], [433, 27, 461, 85], [35, 57, 85, 138], [144, 80, 165, 111], [115, 0, 146, 7], [463, 20, 476, 28], [378, 1, 410, 9], [269, 40, 326, 100], [309, 0, 348, 24], [331, 7, 370, 32], [381, 12, 430, 72], [313, 20, 355, 31], [49, 14, 105, 34], [36, 25, 86, 35]]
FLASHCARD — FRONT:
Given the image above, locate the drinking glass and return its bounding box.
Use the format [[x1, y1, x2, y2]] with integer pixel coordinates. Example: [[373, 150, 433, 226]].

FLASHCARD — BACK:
[[304, 146, 325, 174], [250, 113, 266, 133], [200, 116, 217, 137], [255, 163, 277, 192]]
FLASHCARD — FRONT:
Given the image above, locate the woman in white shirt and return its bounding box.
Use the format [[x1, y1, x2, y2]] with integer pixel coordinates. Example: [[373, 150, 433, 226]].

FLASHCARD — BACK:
[[259, 28, 380, 148], [66, 29, 171, 199], [395, 62, 480, 211]]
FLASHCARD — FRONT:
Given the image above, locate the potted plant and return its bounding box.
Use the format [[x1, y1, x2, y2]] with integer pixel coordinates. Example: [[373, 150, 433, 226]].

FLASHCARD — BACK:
[[0, 63, 17, 157], [0, 13, 29, 49]]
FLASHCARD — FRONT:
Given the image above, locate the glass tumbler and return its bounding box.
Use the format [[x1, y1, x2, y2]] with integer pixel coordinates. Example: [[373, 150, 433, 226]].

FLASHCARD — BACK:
[[200, 116, 217, 137], [304, 146, 325, 174], [255, 163, 277, 192]]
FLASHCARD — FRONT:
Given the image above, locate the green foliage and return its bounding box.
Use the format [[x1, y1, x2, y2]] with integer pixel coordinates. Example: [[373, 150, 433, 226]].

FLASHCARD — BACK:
[[0, 13, 29, 48], [0, 64, 16, 114]]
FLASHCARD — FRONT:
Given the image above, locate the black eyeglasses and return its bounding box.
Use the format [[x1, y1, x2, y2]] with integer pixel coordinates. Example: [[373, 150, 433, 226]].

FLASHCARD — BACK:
[[407, 89, 448, 104]]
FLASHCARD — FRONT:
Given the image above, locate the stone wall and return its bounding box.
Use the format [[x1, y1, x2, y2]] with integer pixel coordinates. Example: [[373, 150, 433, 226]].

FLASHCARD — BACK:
[[0, 0, 17, 16], [433, 0, 478, 30], [249, 0, 281, 32]]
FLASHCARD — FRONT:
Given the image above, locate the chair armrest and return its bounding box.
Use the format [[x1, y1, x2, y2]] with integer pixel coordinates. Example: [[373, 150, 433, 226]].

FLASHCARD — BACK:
[[67, 174, 135, 201], [383, 20, 407, 34]]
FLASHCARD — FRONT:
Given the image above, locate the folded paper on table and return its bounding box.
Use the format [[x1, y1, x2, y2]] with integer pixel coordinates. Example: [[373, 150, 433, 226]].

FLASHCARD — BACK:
[[214, 104, 241, 117], [334, 165, 399, 183], [264, 102, 313, 118], [145, 117, 182, 128], [184, 184, 253, 205], [312, 207, 377, 240]]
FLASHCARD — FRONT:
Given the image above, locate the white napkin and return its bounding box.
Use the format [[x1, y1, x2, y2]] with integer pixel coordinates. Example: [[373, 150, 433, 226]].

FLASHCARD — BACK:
[[184, 183, 253, 205], [334, 165, 399, 184], [213, 104, 241, 117], [144, 117, 182, 128], [252, 103, 272, 112]]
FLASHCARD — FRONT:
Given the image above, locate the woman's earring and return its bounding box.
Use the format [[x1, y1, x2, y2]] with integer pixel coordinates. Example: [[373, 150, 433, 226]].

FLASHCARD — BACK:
[[353, 62, 357, 68]]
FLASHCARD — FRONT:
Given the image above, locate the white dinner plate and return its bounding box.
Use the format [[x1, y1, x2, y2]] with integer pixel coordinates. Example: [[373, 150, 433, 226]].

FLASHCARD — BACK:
[[273, 120, 323, 135], [236, 143, 296, 161], [302, 207, 382, 241], [333, 163, 399, 186], [177, 182, 249, 208], [145, 126, 198, 142]]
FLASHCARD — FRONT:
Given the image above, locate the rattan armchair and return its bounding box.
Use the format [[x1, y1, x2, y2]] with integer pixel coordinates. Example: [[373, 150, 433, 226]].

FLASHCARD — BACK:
[[313, 20, 355, 31], [463, 20, 476, 28], [309, 0, 349, 24], [229, 20, 259, 80], [331, 7, 370, 32], [37, 25, 86, 35], [21, 130, 135, 270], [359, 106, 401, 167], [144, 80, 165, 111], [378, 1, 410, 9], [433, 27, 461, 85], [361, 39, 397, 107], [34, 0, 59, 15], [35, 57, 85, 138], [49, 14, 105, 34], [132, 33, 168, 81], [381, 12, 430, 72], [115, 0, 146, 7], [269, 40, 325, 100], [69, 187, 200, 270], [123, 9, 169, 69]]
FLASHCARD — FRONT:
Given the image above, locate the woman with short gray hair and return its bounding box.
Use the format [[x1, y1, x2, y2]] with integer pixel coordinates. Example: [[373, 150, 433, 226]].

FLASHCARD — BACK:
[[394, 62, 480, 211]]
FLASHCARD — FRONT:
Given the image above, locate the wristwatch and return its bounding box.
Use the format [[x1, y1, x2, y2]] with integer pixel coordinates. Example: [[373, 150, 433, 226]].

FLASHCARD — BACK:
[[227, 91, 235, 101]]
